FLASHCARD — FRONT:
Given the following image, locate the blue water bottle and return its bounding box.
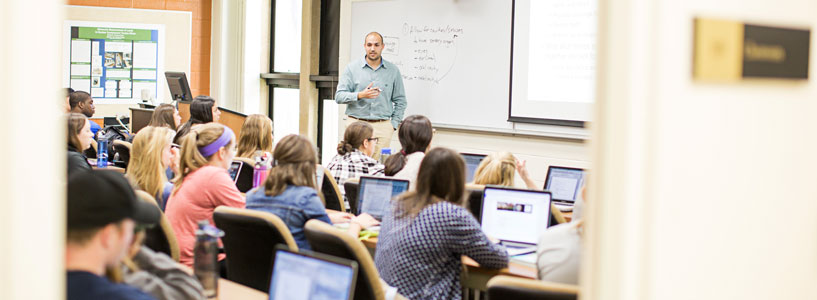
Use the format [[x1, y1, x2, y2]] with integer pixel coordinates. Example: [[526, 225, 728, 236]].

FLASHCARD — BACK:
[[194, 220, 224, 298], [96, 138, 108, 168]]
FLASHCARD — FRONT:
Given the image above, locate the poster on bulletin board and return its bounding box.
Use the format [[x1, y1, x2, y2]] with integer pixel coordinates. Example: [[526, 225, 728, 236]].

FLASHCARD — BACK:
[[63, 20, 165, 104]]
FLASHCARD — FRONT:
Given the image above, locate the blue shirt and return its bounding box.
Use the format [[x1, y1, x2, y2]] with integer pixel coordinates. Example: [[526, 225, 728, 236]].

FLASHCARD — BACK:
[[90, 121, 102, 136], [245, 185, 332, 250], [335, 57, 407, 129], [67, 271, 156, 300]]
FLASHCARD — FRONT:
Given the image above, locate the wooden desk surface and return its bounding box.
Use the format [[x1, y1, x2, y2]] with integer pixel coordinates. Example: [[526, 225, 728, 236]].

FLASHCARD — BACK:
[[359, 237, 536, 279], [178, 264, 267, 299]]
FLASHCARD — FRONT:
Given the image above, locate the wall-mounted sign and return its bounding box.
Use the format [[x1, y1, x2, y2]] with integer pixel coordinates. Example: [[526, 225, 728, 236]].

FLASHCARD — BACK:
[[693, 18, 810, 81]]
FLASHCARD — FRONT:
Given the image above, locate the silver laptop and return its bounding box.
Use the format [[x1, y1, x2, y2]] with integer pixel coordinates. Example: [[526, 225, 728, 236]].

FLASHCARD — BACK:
[[460, 152, 487, 183], [480, 186, 553, 256], [358, 176, 410, 220], [268, 246, 358, 300], [544, 166, 585, 211]]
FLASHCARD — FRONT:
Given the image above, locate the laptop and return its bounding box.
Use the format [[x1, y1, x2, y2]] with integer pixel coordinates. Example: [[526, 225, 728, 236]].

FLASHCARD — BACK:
[[480, 186, 553, 256], [460, 153, 487, 182], [358, 176, 410, 220], [544, 166, 585, 211], [268, 246, 358, 300], [227, 161, 243, 184]]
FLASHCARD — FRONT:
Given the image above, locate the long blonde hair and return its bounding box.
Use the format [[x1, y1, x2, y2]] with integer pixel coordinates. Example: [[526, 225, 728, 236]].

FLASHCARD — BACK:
[[127, 126, 175, 204], [472, 151, 517, 186], [236, 114, 273, 158], [174, 123, 233, 191], [264, 134, 317, 196]]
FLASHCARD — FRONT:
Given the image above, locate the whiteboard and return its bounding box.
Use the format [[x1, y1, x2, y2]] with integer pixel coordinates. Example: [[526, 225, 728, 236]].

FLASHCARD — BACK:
[[349, 0, 514, 131]]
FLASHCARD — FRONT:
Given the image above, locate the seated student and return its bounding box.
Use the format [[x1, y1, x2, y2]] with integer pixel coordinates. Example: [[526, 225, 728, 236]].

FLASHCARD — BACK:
[[326, 121, 385, 201], [174, 96, 220, 144], [67, 113, 94, 175], [246, 134, 379, 250], [127, 126, 177, 210], [69, 91, 101, 137], [120, 224, 205, 300], [65, 87, 74, 113], [536, 185, 585, 284], [235, 114, 273, 158], [375, 147, 508, 300], [165, 123, 244, 267], [148, 104, 182, 132], [66, 170, 161, 300], [472, 151, 538, 189], [384, 115, 434, 187]]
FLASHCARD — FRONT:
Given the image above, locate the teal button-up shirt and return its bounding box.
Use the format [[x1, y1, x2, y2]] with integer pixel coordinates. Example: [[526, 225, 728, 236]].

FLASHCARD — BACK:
[[335, 57, 407, 129]]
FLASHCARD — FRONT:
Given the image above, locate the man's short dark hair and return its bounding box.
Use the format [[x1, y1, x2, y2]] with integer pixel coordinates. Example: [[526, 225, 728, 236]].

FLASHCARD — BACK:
[[365, 32, 384, 44], [69, 91, 91, 110]]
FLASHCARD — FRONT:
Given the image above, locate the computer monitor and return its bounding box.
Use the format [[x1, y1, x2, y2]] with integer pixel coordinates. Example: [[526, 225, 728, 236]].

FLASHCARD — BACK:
[[460, 153, 487, 182], [164, 71, 193, 102], [228, 161, 243, 184], [544, 166, 585, 205], [358, 176, 410, 219], [480, 186, 552, 245], [269, 246, 358, 300]]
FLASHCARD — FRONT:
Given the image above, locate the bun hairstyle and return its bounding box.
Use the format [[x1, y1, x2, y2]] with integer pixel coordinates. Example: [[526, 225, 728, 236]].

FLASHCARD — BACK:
[[173, 123, 231, 191], [67, 113, 88, 150], [384, 115, 433, 176], [236, 114, 274, 158], [472, 151, 517, 186], [174, 95, 217, 143], [264, 134, 318, 196], [148, 104, 178, 131], [396, 147, 465, 218], [337, 121, 374, 155]]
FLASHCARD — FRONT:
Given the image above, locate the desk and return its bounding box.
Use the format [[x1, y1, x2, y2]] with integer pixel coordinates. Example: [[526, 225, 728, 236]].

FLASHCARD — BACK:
[[178, 264, 267, 300], [359, 236, 536, 291]]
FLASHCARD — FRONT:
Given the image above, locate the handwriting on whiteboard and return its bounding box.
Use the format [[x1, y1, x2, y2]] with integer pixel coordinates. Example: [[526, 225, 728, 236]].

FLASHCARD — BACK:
[[383, 23, 464, 84]]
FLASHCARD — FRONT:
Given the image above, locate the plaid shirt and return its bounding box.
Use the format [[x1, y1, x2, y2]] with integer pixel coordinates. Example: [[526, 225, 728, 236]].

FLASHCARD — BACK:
[[326, 149, 385, 200], [374, 201, 509, 300]]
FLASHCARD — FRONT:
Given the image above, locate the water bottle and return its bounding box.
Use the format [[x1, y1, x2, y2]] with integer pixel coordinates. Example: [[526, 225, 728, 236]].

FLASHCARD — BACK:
[[252, 151, 272, 188], [96, 138, 108, 168], [193, 220, 224, 298], [379, 148, 392, 164]]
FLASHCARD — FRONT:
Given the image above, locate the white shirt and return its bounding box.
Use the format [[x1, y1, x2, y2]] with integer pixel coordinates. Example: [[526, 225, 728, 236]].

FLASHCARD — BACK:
[[536, 221, 582, 284], [393, 151, 425, 189]]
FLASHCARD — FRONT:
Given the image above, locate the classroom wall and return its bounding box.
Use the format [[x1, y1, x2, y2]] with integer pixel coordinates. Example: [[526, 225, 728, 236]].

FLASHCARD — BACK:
[[0, 1, 64, 299], [586, 0, 817, 299]]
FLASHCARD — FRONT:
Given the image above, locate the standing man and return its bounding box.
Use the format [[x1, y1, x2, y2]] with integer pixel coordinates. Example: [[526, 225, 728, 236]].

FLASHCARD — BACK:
[[335, 32, 407, 160]]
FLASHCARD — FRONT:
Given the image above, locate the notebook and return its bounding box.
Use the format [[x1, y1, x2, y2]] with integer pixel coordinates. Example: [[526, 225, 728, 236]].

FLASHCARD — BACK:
[[358, 176, 410, 220], [480, 186, 553, 256], [544, 166, 585, 209], [268, 246, 358, 300], [460, 153, 487, 183]]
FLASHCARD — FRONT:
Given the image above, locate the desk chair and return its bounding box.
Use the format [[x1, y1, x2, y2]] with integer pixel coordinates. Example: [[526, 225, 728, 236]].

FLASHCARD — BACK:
[[112, 140, 131, 169], [319, 165, 346, 212], [305, 219, 401, 300], [233, 157, 256, 193], [486, 275, 578, 300], [134, 190, 180, 262], [213, 206, 298, 292], [343, 178, 361, 214]]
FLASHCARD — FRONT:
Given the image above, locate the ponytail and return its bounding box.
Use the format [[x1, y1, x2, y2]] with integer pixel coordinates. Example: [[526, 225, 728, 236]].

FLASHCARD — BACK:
[[336, 140, 356, 155], [172, 123, 230, 192], [384, 152, 407, 176]]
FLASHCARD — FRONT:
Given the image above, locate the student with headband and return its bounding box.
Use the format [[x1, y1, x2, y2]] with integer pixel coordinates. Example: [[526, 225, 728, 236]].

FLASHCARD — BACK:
[[165, 123, 244, 268]]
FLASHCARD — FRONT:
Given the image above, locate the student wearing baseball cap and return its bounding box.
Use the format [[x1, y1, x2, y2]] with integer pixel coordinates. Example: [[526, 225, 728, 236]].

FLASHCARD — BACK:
[[65, 170, 161, 300]]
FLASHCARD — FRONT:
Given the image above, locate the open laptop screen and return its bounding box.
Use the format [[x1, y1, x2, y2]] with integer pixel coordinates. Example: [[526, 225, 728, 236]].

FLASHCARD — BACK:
[[461, 153, 487, 183], [269, 248, 358, 300], [480, 186, 552, 245], [227, 161, 242, 183], [358, 176, 410, 218], [544, 166, 585, 204]]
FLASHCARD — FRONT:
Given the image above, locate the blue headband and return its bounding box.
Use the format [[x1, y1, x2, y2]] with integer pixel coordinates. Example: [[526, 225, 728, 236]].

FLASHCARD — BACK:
[[198, 126, 234, 157]]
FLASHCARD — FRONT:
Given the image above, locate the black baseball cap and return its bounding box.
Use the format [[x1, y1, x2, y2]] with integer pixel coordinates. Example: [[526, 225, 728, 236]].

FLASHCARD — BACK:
[[67, 170, 160, 229]]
